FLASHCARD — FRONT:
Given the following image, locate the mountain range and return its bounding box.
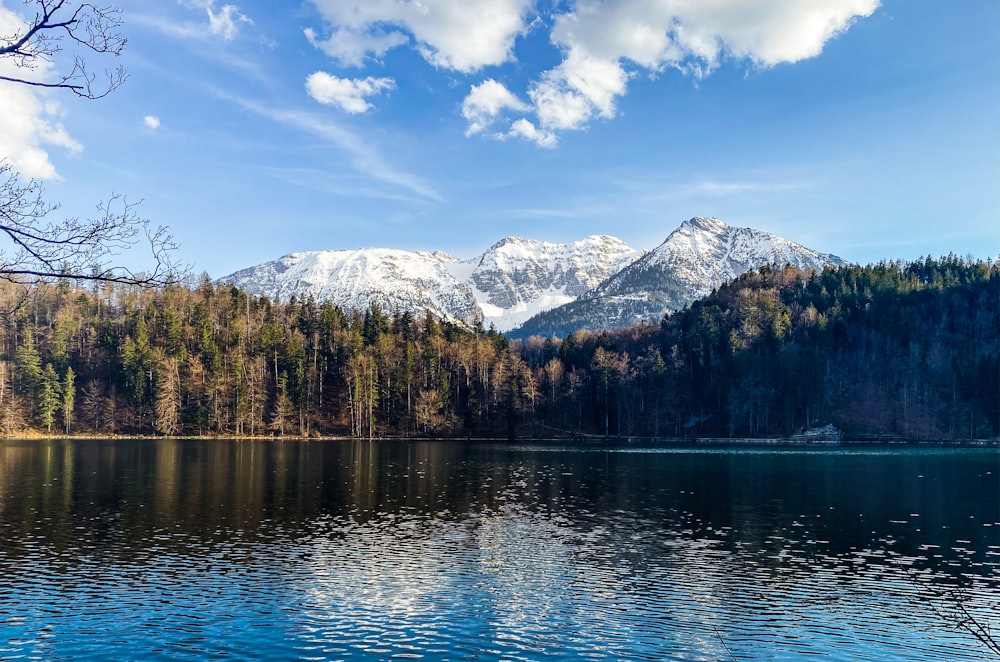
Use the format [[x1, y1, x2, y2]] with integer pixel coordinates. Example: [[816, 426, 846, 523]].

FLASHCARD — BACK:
[[220, 217, 848, 337]]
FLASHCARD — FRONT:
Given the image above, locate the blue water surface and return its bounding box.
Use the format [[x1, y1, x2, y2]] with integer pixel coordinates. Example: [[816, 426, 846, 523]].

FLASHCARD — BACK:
[[0, 439, 997, 660]]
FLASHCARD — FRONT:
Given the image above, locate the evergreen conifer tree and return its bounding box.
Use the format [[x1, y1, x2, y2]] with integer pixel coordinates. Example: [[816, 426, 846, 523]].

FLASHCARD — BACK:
[[38, 364, 61, 432], [62, 367, 75, 434]]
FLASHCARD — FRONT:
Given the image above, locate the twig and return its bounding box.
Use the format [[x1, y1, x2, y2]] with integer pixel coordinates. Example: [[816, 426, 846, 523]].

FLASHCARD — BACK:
[[714, 625, 740, 661]]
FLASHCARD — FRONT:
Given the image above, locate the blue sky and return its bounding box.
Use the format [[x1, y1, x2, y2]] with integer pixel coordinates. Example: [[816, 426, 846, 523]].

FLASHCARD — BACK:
[[2, 0, 997, 278]]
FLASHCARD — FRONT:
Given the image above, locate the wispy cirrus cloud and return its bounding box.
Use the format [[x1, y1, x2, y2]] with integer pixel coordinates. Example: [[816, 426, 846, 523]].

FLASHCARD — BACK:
[[177, 0, 252, 41], [688, 179, 805, 196], [264, 166, 433, 205], [616, 173, 809, 203], [222, 93, 442, 203], [135, 1, 252, 44]]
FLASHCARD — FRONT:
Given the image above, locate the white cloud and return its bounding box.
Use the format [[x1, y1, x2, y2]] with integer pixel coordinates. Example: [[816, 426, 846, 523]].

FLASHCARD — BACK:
[[159, 1, 252, 42], [305, 72, 396, 114], [548, 0, 880, 71], [461, 79, 529, 136], [462, 0, 879, 145], [144, 115, 162, 130], [0, 6, 82, 179], [304, 26, 408, 69], [506, 118, 557, 148], [307, 0, 533, 72], [529, 49, 629, 133], [206, 4, 252, 41]]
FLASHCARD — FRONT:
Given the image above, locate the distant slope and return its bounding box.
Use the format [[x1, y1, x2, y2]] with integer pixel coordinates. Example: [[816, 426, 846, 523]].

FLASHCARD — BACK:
[[510, 217, 849, 338]]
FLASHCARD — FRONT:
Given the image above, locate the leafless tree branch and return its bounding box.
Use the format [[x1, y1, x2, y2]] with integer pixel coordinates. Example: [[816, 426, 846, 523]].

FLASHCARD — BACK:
[[0, 0, 127, 98], [901, 562, 1000, 658], [0, 162, 184, 287]]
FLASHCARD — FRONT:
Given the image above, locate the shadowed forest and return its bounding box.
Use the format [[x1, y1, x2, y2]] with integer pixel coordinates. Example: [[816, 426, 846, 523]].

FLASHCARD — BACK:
[[2, 256, 996, 441]]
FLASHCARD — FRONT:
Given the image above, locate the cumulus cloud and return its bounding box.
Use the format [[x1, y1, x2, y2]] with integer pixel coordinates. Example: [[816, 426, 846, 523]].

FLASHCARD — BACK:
[[306, 72, 396, 114], [457, 0, 880, 144], [506, 118, 557, 148], [144, 115, 161, 130], [301, 0, 880, 145], [529, 49, 629, 133], [0, 6, 82, 179], [461, 79, 529, 136], [307, 0, 533, 72]]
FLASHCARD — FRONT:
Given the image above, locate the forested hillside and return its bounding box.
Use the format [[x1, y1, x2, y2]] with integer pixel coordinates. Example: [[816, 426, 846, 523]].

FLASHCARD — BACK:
[[1, 257, 996, 440]]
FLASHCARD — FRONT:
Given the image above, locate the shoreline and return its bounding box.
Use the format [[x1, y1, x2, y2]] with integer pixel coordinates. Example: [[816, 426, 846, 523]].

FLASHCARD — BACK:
[[2, 433, 997, 447]]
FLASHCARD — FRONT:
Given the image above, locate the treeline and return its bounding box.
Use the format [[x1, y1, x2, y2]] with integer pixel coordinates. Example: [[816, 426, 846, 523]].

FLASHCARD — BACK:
[[0, 256, 996, 440]]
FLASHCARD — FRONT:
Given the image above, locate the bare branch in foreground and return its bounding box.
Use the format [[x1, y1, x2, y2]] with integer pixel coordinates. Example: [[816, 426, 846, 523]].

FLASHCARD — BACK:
[[0, 161, 184, 287], [0, 0, 127, 98]]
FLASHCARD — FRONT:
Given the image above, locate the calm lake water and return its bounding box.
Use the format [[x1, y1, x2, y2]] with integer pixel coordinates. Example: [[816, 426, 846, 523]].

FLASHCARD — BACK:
[[0, 439, 997, 661]]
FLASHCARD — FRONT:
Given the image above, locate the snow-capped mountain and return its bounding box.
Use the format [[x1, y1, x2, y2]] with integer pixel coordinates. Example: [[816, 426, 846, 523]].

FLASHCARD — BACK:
[[220, 218, 846, 336], [220, 235, 642, 331], [221, 248, 482, 324], [510, 217, 849, 338], [448, 235, 642, 331]]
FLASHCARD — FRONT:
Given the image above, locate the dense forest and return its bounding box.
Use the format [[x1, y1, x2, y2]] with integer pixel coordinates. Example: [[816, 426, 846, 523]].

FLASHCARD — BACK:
[[0, 256, 996, 441]]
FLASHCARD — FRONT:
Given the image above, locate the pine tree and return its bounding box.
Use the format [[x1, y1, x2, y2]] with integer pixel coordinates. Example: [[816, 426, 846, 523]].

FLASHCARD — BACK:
[[121, 314, 155, 403], [38, 364, 61, 432], [15, 331, 42, 396], [270, 372, 293, 436], [62, 367, 75, 434]]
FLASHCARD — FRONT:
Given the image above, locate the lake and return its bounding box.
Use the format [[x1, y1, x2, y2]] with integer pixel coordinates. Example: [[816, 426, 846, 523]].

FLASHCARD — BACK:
[[0, 439, 997, 660]]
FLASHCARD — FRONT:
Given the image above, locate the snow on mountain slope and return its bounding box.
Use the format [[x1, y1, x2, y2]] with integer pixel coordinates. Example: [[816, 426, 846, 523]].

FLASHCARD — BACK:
[[594, 216, 847, 300], [222, 248, 482, 325], [221, 235, 642, 332], [220, 218, 846, 337], [510, 217, 849, 338], [449, 235, 642, 331]]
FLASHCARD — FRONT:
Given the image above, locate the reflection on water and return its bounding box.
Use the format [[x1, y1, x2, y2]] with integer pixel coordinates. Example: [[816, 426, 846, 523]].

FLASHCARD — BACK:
[[0, 439, 997, 660]]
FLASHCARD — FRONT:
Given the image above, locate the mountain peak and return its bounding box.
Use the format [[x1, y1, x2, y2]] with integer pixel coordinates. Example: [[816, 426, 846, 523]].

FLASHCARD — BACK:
[[681, 216, 727, 233], [488, 236, 531, 251], [510, 218, 848, 338]]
